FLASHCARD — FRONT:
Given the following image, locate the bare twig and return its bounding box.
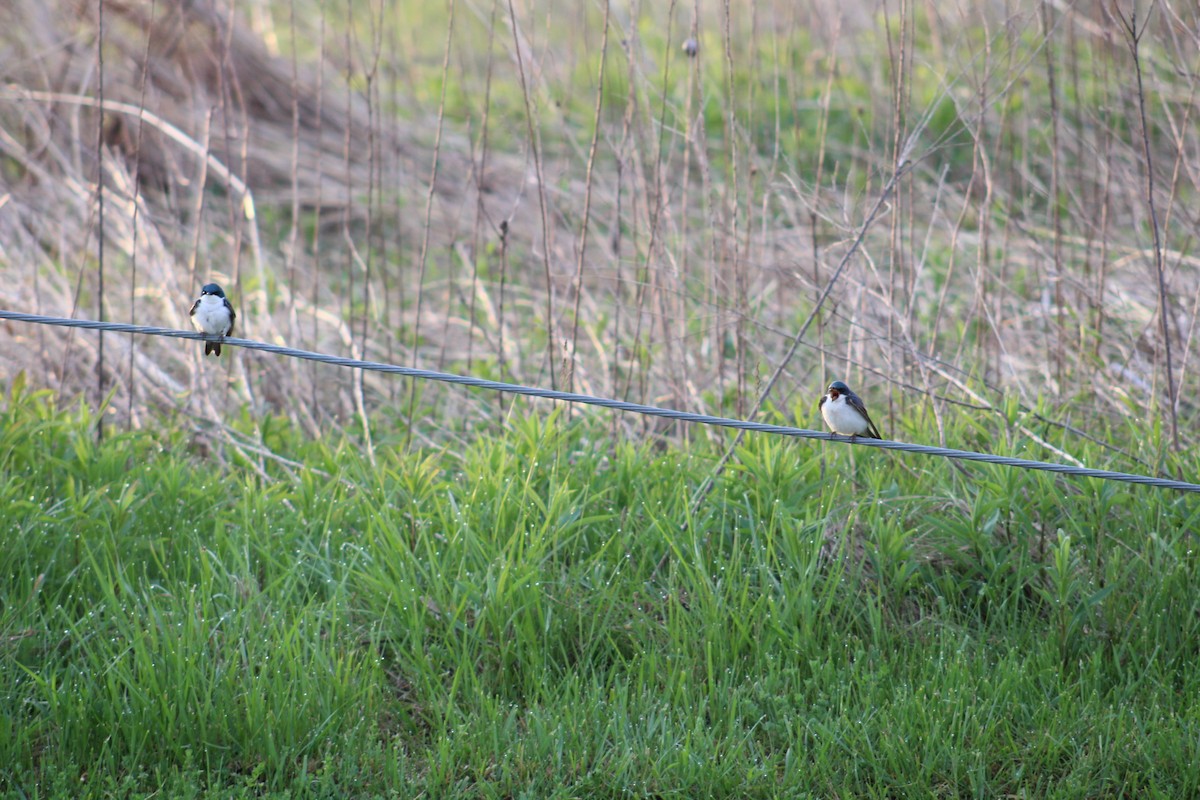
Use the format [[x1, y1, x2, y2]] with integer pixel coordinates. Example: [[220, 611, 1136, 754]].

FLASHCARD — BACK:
[[568, 0, 611, 398], [405, 0, 457, 452], [690, 158, 915, 517], [506, 0, 558, 391], [1111, 2, 1179, 451]]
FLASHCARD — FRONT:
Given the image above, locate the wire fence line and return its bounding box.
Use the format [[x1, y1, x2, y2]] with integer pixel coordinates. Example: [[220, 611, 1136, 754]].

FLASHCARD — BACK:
[[2, 309, 1198, 494]]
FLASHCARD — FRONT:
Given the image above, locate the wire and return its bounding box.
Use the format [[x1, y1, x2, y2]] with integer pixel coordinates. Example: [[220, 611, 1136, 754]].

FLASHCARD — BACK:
[[2, 309, 1198, 494]]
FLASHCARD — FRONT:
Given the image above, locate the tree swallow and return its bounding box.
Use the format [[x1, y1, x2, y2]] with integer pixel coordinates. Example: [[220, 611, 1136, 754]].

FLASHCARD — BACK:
[[189, 283, 236, 357], [819, 380, 883, 440]]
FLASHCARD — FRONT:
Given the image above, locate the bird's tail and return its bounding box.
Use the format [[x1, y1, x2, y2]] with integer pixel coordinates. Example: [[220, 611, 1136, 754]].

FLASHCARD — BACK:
[[204, 341, 221, 357]]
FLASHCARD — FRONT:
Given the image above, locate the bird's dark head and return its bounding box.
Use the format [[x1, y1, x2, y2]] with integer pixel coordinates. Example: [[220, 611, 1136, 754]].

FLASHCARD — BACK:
[[200, 283, 226, 298], [827, 380, 851, 398]]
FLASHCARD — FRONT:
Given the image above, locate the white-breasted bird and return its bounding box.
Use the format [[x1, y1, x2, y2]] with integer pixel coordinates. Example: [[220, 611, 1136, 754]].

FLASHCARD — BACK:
[[819, 380, 883, 440], [189, 283, 236, 357]]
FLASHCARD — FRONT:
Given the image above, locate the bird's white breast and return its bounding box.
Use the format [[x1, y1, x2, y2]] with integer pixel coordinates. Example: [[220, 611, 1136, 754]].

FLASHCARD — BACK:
[[821, 394, 871, 436], [192, 296, 232, 335]]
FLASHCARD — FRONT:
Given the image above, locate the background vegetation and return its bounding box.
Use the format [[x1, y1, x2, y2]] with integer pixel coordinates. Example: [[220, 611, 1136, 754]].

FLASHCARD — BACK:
[[2, 0, 1199, 796]]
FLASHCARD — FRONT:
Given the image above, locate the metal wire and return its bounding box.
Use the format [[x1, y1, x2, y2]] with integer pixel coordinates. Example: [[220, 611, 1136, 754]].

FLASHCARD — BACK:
[[3, 309, 1197, 494]]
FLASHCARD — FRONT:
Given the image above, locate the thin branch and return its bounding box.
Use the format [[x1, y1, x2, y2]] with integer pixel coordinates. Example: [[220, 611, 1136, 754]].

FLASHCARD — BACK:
[[690, 158, 915, 517], [1113, 2, 1179, 451]]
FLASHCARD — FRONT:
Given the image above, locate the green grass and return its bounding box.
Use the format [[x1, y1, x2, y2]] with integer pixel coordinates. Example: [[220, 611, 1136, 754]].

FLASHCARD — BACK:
[[3, 378, 1200, 798]]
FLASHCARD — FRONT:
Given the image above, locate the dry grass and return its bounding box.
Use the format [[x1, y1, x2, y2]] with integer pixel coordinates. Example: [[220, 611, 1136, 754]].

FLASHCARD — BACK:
[[1, 0, 1197, 459]]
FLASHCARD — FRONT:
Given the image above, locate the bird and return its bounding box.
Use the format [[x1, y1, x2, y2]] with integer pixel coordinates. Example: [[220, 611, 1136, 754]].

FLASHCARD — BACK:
[[819, 380, 883, 440], [189, 283, 236, 357]]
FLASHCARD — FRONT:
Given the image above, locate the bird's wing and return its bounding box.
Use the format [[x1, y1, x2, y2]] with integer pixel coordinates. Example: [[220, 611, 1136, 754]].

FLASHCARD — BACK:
[[224, 298, 236, 336], [189, 298, 200, 317], [818, 394, 827, 410], [848, 394, 883, 439]]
